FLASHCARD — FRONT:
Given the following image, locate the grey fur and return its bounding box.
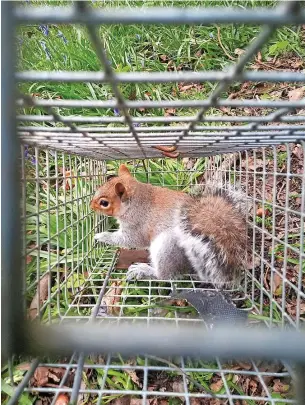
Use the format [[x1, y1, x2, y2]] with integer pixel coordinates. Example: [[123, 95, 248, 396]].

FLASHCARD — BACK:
[[126, 263, 157, 281], [94, 181, 182, 250], [175, 210, 240, 287], [95, 181, 248, 286]]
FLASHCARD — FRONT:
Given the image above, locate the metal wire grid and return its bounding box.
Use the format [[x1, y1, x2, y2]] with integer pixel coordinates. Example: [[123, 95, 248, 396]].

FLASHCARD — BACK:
[[205, 144, 305, 329], [2, 1, 305, 404], [20, 355, 297, 405], [7, 143, 304, 404], [15, 1, 305, 159], [21, 148, 108, 322], [23, 147, 303, 327]]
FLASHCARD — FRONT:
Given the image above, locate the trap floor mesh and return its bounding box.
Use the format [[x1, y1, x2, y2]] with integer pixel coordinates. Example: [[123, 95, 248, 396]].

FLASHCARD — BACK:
[[9, 143, 303, 405]]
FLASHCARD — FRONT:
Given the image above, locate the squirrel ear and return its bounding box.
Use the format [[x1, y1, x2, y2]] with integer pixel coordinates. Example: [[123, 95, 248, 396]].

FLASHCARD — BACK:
[[115, 182, 128, 201], [118, 164, 131, 177]]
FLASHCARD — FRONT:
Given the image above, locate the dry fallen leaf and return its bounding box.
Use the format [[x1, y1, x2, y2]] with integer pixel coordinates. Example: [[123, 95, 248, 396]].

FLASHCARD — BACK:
[[234, 48, 245, 56], [159, 54, 169, 62], [161, 151, 180, 158], [237, 361, 252, 370], [249, 379, 258, 394], [256, 208, 270, 217], [33, 367, 49, 387], [300, 303, 305, 314], [172, 380, 185, 401], [182, 157, 195, 170], [172, 299, 188, 307], [178, 82, 203, 93], [128, 90, 137, 101], [219, 106, 231, 114], [48, 369, 61, 383], [210, 400, 224, 405], [288, 87, 305, 101], [272, 273, 283, 296], [273, 379, 290, 393], [210, 378, 224, 392], [172, 380, 184, 393], [286, 302, 297, 317], [165, 108, 176, 116], [32, 366, 67, 388], [63, 170, 75, 190], [293, 144, 304, 160], [130, 400, 150, 405], [152, 145, 177, 153], [29, 273, 49, 320], [189, 400, 201, 405], [110, 398, 124, 405], [167, 59, 175, 71], [179, 84, 194, 92], [291, 59, 304, 69], [155, 401, 168, 405], [55, 394, 70, 405], [124, 369, 142, 387], [102, 281, 123, 316]]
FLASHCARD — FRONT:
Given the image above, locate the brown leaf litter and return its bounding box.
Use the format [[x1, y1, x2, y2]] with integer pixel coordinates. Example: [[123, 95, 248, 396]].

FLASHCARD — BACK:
[[101, 281, 123, 316], [251, 53, 304, 71], [273, 379, 290, 393], [54, 394, 70, 405], [164, 108, 176, 116], [28, 273, 49, 320], [31, 366, 71, 388], [123, 368, 142, 388], [210, 378, 224, 393], [219, 53, 305, 122], [239, 144, 304, 323], [178, 82, 204, 94], [152, 145, 180, 158], [288, 87, 305, 101]]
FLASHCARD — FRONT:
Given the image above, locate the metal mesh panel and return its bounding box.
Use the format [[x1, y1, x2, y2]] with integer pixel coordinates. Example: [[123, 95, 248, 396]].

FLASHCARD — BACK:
[[5, 145, 304, 405], [2, 1, 305, 405], [15, 1, 305, 159]]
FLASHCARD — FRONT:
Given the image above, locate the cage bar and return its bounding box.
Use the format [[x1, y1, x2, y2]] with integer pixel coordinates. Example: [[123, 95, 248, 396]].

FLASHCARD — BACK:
[[3, 0, 305, 404]]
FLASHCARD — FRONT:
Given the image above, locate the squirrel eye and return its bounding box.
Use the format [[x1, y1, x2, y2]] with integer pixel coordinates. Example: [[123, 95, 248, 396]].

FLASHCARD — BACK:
[[100, 199, 109, 208]]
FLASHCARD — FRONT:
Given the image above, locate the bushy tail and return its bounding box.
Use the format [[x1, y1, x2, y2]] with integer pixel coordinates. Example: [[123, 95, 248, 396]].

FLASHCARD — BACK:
[[189, 181, 250, 217]]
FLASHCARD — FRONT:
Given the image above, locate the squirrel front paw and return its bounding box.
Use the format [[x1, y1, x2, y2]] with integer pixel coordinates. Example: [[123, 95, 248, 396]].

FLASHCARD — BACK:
[[94, 232, 113, 244]]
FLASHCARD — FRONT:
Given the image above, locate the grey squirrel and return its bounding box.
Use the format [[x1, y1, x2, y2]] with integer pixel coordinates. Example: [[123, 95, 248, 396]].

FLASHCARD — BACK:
[[91, 164, 248, 286]]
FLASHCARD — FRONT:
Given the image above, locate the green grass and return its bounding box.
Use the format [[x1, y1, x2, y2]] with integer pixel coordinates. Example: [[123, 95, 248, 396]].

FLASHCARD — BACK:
[[16, 0, 304, 121], [3, 1, 303, 404]]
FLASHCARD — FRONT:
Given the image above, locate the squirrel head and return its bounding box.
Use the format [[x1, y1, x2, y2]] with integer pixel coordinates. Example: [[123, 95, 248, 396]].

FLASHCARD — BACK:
[[90, 164, 137, 217]]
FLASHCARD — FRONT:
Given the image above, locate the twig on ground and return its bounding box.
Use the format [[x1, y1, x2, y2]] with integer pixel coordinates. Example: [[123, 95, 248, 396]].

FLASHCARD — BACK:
[[29, 272, 49, 320], [253, 59, 283, 71], [216, 26, 235, 61]]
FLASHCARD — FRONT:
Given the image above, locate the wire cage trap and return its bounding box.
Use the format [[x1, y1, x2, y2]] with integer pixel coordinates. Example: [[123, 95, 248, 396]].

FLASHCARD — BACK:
[[2, 1, 305, 405]]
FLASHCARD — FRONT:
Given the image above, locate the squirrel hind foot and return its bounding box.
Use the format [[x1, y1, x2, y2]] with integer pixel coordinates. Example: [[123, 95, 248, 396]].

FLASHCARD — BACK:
[[126, 263, 157, 281]]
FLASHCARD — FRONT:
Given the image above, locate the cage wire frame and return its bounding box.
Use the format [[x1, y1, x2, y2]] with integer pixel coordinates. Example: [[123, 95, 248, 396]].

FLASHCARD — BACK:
[[2, 0, 305, 404]]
